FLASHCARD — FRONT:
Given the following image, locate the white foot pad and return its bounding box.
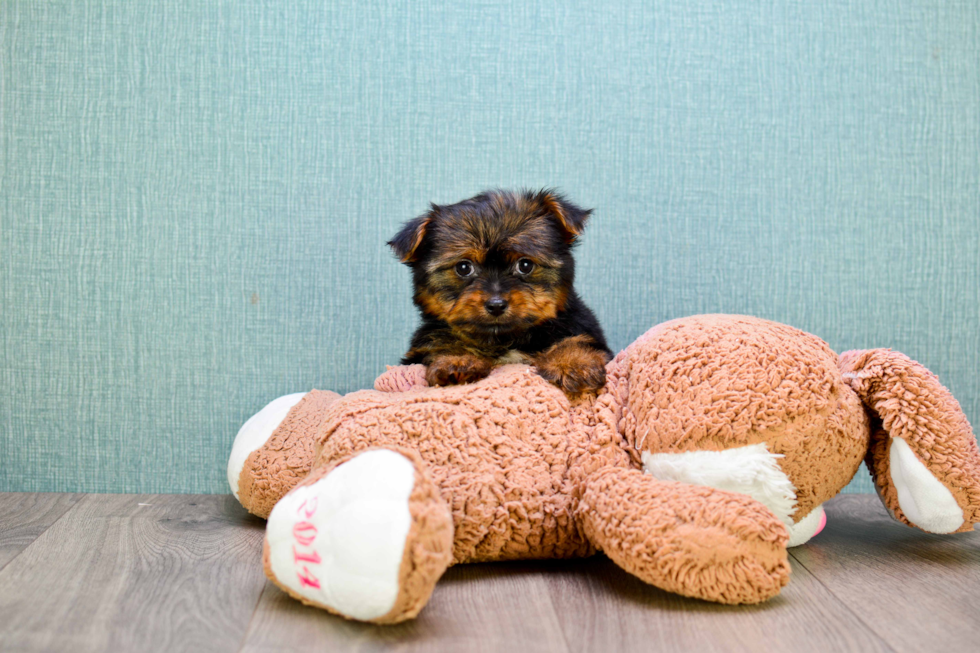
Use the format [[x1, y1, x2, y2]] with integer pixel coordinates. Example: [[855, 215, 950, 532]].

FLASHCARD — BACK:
[[227, 392, 307, 498], [889, 437, 964, 533], [266, 450, 416, 621], [786, 504, 827, 547]]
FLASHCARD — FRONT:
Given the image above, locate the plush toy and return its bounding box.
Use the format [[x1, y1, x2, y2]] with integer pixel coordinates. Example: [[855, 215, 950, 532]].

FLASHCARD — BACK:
[[227, 314, 980, 624]]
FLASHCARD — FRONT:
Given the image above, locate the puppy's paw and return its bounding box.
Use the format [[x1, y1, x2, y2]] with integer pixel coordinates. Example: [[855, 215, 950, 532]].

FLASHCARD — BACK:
[[425, 354, 494, 386], [537, 359, 607, 396], [534, 336, 609, 397]]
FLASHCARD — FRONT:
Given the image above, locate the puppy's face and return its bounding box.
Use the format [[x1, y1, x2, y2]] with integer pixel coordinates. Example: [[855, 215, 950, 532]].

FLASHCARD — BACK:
[[389, 190, 592, 342]]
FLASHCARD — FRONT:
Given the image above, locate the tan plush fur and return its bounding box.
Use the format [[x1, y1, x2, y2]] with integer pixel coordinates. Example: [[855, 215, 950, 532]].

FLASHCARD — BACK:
[[580, 466, 791, 604], [840, 348, 980, 532], [234, 314, 980, 622], [238, 389, 341, 519], [609, 315, 872, 522]]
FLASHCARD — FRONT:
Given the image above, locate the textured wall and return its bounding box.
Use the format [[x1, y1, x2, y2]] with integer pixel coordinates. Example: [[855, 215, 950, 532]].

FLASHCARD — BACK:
[[2, 1, 978, 494]]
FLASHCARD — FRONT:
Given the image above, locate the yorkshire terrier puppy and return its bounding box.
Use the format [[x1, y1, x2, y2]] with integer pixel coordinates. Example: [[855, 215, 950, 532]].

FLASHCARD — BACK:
[[388, 189, 612, 396]]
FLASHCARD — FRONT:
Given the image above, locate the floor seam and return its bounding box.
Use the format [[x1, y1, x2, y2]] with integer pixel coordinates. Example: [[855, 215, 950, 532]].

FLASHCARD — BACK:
[[0, 493, 87, 576]]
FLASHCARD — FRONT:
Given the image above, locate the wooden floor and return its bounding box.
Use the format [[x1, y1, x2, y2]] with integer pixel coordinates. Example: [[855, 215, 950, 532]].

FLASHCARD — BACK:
[[0, 494, 977, 653]]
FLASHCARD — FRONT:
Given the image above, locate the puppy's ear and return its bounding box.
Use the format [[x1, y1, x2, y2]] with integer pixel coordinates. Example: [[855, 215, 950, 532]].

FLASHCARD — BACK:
[[537, 190, 593, 243], [388, 207, 436, 263]]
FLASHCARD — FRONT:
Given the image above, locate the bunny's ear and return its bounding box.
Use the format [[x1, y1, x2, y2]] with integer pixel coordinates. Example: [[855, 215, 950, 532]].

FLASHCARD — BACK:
[[536, 189, 593, 244], [840, 348, 980, 534], [388, 207, 436, 263]]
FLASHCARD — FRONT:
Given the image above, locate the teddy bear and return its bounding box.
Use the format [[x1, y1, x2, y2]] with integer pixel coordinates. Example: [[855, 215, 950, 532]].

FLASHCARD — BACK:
[[227, 314, 980, 624]]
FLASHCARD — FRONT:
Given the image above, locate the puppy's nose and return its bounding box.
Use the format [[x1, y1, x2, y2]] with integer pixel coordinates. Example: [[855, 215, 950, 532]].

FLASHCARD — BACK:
[[485, 297, 508, 316]]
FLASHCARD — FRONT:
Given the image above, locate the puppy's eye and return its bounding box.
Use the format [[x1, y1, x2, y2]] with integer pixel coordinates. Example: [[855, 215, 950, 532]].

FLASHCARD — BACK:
[[516, 258, 534, 275], [454, 260, 474, 277]]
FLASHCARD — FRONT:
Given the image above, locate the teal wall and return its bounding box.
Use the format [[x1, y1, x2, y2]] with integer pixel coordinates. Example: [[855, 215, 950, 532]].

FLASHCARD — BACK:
[[2, 1, 978, 494]]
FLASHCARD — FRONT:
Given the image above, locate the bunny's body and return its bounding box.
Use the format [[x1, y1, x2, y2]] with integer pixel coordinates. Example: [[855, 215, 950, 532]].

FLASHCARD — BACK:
[[229, 315, 980, 623]]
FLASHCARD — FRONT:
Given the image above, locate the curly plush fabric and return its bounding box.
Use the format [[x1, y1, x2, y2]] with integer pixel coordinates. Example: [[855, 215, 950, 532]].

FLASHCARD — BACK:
[[610, 315, 870, 521], [315, 365, 604, 562], [375, 364, 428, 393], [229, 314, 980, 623], [580, 466, 790, 604], [238, 389, 341, 518], [840, 348, 980, 532]]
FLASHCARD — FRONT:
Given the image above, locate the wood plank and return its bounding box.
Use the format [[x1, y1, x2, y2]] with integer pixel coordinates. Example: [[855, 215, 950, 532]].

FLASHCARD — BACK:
[[0, 492, 82, 570], [543, 554, 892, 653], [790, 494, 980, 653], [2, 492, 972, 652], [0, 493, 268, 653], [240, 562, 572, 653], [240, 550, 892, 653]]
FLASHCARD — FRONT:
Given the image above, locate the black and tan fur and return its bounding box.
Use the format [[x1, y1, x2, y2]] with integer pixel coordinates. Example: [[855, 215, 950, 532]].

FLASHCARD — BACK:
[[388, 189, 612, 396]]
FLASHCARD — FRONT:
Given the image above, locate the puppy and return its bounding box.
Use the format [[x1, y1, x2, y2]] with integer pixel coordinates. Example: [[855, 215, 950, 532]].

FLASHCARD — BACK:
[[388, 189, 612, 396]]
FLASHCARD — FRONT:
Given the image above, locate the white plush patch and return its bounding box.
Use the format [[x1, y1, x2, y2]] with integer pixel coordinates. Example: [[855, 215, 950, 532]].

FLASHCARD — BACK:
[[889, 437, 964, 534], [786, 504, 826, 547], [266, 449, 415, 622], [227, 392, 307, 499], [642, 443, 798, 525]]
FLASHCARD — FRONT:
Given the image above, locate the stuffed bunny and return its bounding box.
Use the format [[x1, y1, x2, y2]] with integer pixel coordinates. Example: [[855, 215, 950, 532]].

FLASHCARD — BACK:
[[228, 315, 980, 624]]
